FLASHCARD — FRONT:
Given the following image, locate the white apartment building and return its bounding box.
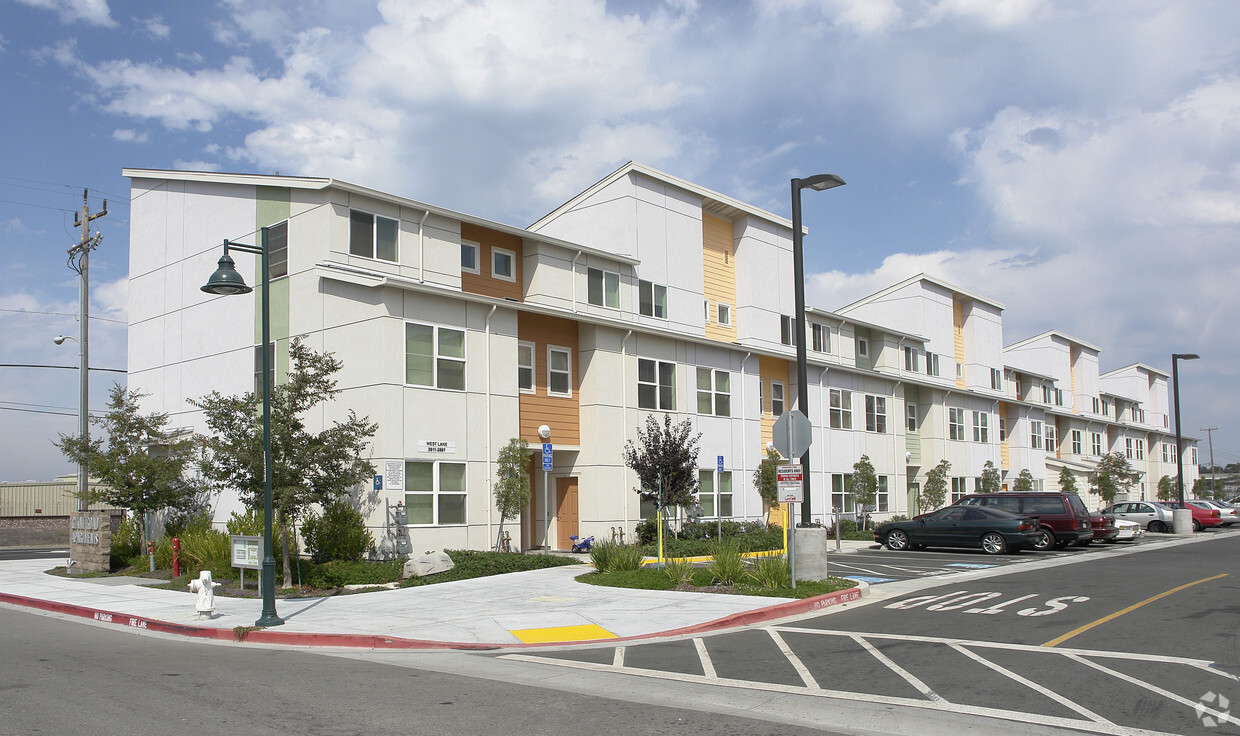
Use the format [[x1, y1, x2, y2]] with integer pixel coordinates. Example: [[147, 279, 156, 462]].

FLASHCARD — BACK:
[[123, 163, 1199, 553]]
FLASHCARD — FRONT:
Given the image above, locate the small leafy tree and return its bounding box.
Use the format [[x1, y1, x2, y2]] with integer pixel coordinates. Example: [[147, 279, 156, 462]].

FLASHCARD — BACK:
[[752, 448, 780, 514], [493, 438, 531, 550], [851, 455, 878, 529], [301, 497, 373, 563], [623, 414, 701, 513], [920, 459, 950, 512], [979, 460, 1002, 493], [1191, 477, 1210, 499], [1013, 468, 1035, 492], [1089, 451, 1139, 505], [192, 337, 378, 587], [1157, 475, 1175, 502], [55, 384, 205, 545], [1058, 466, 1079, 495]]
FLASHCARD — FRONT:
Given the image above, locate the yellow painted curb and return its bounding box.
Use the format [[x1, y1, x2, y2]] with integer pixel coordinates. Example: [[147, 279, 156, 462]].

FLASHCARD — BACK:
[[509, 624, 617, 643], [639, 549, 785, 566]]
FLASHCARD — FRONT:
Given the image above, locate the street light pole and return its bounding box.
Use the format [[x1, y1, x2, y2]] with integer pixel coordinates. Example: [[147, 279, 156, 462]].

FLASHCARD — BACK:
[[791, 174, 845, 525], [1171, 353, 1199, 506], [202, 228, 282, 627]]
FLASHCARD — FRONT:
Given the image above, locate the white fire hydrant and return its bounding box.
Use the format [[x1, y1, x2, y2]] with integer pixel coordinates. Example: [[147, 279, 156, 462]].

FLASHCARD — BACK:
[[188, 570, 221, 619]]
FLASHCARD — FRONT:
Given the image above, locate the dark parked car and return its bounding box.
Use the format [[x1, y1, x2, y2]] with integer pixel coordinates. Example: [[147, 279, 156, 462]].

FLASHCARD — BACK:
[[955, 492, 1093, 550], [874, 506, 1041, 555], [1084, 511, 1120, 545]]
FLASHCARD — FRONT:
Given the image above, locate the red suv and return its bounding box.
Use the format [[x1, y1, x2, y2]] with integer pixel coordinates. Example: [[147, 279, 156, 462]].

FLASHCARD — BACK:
[[955, 492, 1093, 550], [1159, 500, 1224, 531]]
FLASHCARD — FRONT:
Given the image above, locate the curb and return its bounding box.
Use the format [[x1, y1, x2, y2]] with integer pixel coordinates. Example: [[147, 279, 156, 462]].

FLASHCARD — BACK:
[[0, 584, 865, 651]]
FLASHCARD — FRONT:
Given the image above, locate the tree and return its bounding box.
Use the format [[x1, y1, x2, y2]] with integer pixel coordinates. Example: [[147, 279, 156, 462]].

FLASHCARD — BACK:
[[920, 459, 950, 512], [1192, 477, 1210, 499], [623, 414, 701, 512], [1058, 466, 1079, 495], [492, 438, 531, 550], [56, 384, 204, 545], [851, 455, 878, 529], [979, 461, 1002, 493], [752, 448, 780, 515], [1156, 475, 1175, 502], [192, 337, 378, 587], [1089, 451, 1138, 505], [1013, 469, 1035, 492]]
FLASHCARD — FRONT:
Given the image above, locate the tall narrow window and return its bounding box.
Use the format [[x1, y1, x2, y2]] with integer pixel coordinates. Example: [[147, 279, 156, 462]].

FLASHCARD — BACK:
[[1045, 425, 1057, 452], [1030, 420, 1043, 450], [858, 338, 869, 357], [903, 346, 919, 371], [865, 395, 887, 433], [547, 346, 571, 396], [990, 368, 1002, 390], [770, 381, 785, 416], [253, 342, 275, 396], [830, 389, 852, 429], [639, 280, 667, 318], [1091, 432, 1103, 456], [906, 403, 917, 432], [949, 408, 965, 440], [517, 342, 534, 393], [973, 411, 989, 443], [812, 323, 829, 352], [1072, 429, 1082, 454], [461, 241, 479, 274], [780, 315, 795, 346], [925, 352, 939, 376], [268, 221, 288, 279]]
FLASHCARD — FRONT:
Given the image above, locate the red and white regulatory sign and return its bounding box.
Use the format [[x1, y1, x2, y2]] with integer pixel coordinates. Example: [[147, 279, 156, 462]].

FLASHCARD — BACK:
[[777, 463, 804, 503]]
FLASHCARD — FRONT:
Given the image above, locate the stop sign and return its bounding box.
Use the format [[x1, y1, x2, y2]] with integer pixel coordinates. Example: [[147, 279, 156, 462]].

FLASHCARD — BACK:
[[772, 410, 813, 458]]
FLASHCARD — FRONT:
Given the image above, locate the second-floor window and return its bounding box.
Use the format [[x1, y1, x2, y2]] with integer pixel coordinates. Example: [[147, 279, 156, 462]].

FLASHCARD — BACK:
[[1126, 438, 1133, 459], [904, 346, 919, 371], [1030, 420, 1043, 449], [990, 368, 1002, 391], [492, 247, 515, 281], [547, 346, 571, 396], [812, 323, 829, 352], [1134, 438, 1145, 460], [517, 341, 534, 393], [770, 380, 785, 416], [717, 303, 732, 327], [1091, 432, 1103, 456], [865, 395, 887, 433], [973, 411, 989, 443], [637, 359, 675, 411], [1046, 425, 1057, 452], [858, 338, 870, 358], [588, 268, 620, 308], [268, 221, 288, 279], [1072, 429, 1082, 454], [949, 407, 965, 440], [830, 388, 852, 429], [926, 352, 940, 377], [906, 403, 917, 432], [780, 315, 795, 346], [696, 368, 731, 417], [638, 280, 667, 318], [406, 323, 465, 390], [349, 209, 398, 262]]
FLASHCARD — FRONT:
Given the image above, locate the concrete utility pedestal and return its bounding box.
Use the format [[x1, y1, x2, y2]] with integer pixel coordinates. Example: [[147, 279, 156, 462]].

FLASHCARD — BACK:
[[1172, 508, 1194, 535], [793, 526, 831, 581]]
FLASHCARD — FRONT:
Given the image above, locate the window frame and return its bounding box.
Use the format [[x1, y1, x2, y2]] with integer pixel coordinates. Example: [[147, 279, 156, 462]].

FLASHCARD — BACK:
[[405, 322, 466, 390], [1072, 429, 1082, 455], [696, 367, 731, 417], [637, 358, 676, 411], [404, 460, 467, 526], [925, 352, 939, 377], [461, 240, 480, 275], [906, 402, 917, 432], [812, 323, 829, 352], [780, 315, 795, 346], [267, 220, 288, 279], [903, 346, 919, 372], [587, 267, 620, 309], [770, 380, 785, 417], [829, 388, 852, 429], [491, 246, 516, 282], [857, 338, 869, 357], [1091, 432, 1103, 456], [517, 341, 535, 394], [717, 302, 732, 327], [1030, 420, 1043, 450], [348, 209, 399, 262], [638, 280, 668, 319], [949, 407, 965, 441], [865, 394, 887, 434], [547, 345, 572, 397], [973, 410, 989, 443]]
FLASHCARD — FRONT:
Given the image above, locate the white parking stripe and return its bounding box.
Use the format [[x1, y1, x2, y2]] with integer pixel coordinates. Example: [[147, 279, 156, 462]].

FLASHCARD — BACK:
[[764, 627, 819, 689], [1066, 654, 1240, 728], [693, 637, 716, 678], [851, 634, 945, 702], [613, 646, 625, 668], [949, 643, 1110, 723]]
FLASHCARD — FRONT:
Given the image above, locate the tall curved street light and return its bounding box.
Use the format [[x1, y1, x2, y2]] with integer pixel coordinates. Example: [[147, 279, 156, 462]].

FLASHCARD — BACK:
[[1172, 353, 1199, 505], [792, 174, 845, 525], [202, 228, 283, 627]]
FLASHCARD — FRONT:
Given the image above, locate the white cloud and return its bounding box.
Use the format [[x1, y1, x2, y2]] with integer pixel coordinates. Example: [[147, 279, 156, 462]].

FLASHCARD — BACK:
[[171, 159, 222, 172], [111, 128, 147, 142], [15, 0, 116, 27], [138, 15, 170, 40]]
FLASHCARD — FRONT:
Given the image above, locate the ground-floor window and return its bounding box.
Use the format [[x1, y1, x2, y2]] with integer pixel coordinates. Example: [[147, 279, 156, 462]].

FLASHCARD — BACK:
[[876, 476, 889, 512], [951, 476, 969, 503], [697, 470, 733, 518], [405, 460, 466, 525], [831, 473, 854, 513]]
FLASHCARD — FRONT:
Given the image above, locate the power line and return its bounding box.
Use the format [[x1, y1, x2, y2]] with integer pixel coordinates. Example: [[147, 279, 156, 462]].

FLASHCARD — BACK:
[[0, 363, 126, 374], [0, 308, 127, 324]]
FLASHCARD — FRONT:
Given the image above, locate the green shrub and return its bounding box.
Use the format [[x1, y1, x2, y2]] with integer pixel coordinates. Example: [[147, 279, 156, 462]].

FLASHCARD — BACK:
[[662, 557, 695, 585], [590, 540, 643, 572], [747, 554, 791, 589], [177, 525, 232, 576], [399, 550, 578, 587], [707, 538, 746, 586], [300, 559, 403, 588], [302, 498, 374, 564], [164, 509, 213, 539], [110, 514, 143, 569], [224, 507, 292, 560], [634, 517, 661, 545]]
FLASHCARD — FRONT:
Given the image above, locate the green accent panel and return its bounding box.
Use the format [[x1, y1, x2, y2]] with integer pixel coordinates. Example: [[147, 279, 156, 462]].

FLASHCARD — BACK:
[[256, 187, 291, 228], [253, 187, 292, 378]]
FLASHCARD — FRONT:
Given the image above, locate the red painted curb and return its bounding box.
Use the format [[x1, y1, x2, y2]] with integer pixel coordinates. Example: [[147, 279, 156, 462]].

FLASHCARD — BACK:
[[0, 585, 862, 650]]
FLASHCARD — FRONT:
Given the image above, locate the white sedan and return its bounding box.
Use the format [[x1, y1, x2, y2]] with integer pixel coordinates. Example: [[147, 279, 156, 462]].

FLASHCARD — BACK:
[[1110, 519, 1144, 542]]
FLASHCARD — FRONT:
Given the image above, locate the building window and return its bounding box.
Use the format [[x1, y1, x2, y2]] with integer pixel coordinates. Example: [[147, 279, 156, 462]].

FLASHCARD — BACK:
[[973, 411, 989, 443], [770, 381, 785, 417], [1091, 432, 1103, 456], [349, 209, 398, 262], [780, 315, 795, 346], [698, 470, 733, 518], [638, 359, 675, 411], [717, 303, 732, 327], [405, 323, 465, 390], [831, 473, 854, 513], [858, 338, 869, 357], [547, 346, 571, 396], [949, 407, 965, 441], [903, 346, 918, 372], [990, 368, 1002, 391], [951, 477, 969, 504], [696, 368, 731, 417], [461, 240, 479, 275], [587, 268, 620, 309], [1171, 443, 1178, 463], [1101, 399, 1111, 417], [517, 341, 534, 393], [491, 247, 515, 281], [1191, 447, 1197, 465], [812, 323, 829, 352], [926, 352, 939, 377], [1134, 438, 1144, 460], [405, 461, 466, 526], [639, 280, 667, 318], [1092, 397, 1101, 414], [865, 395, 887, 433], [704, 299, 711, 323], [830, 389, 852, 429], [876, 476, 890, 513], [955, 361, 964, 379], [1125, 438, 1133, 459], [268, 221, 288, 279], [907, 403, 918, 432], [253, 342, 275, 396], [1046, 425, 1057, 452], [999, 417, 1007, 442], [1072, 429, 1082, 455], [1030, 420, 1043, 450]]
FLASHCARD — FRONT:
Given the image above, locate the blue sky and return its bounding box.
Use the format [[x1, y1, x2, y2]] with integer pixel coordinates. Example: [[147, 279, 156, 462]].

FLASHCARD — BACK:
[[2, 0, 1238, 481]]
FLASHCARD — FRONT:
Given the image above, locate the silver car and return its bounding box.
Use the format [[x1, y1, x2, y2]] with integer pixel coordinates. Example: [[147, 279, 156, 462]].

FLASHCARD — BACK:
[[1102, 501, 1175, 533]]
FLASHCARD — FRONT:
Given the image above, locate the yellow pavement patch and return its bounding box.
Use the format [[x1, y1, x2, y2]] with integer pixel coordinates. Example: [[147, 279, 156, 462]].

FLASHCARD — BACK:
[[510, 624, 617, 644], [640, 549, 785, 566]]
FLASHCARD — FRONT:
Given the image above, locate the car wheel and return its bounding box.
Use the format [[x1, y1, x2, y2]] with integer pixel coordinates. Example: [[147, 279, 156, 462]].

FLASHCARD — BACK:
[[1149, 521, 1167, 533], [1033, 529, 1055, 551], [981, 532, 1007, 555], [1192, 519, 1202, 532], [885, 529, 910, 551]]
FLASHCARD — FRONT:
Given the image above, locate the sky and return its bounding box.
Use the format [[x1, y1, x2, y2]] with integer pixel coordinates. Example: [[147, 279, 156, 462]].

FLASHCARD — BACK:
[[1, 0, 1238, 481]]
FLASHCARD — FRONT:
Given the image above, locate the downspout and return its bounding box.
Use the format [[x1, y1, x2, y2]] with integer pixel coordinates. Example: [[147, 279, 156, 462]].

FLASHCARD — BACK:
[[817, 365, 828, 523], [741, 352, 751, 520], [893, 379, 903, 518], [417, 209, 430, 282], [622, 330, 633, 533], [485, 304, 497, 547]]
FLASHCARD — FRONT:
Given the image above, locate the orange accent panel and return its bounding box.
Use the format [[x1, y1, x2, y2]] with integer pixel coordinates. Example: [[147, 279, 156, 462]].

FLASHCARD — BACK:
[[518, 313, 580, 445], [702, 214, 737, 343], [461, 223, 523, 301], [953, 299, 966, 389], [758, 355, 790, 454]]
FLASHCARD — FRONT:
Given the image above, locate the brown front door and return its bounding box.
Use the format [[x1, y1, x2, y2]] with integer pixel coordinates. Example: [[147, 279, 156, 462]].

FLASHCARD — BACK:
[[556, 477, 579, 550]]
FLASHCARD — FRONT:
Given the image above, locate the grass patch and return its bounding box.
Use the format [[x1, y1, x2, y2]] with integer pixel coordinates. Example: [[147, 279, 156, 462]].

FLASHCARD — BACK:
[[578, 567, 857, 599]]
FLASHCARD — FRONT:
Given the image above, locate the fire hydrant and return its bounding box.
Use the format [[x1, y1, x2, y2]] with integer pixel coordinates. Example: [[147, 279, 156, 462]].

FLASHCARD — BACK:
[[172, 537, 181, 578], [188, 571, 220, 619]]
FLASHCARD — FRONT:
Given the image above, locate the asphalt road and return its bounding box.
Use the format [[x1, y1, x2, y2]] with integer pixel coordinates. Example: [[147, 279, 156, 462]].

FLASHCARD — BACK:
[[0, 546, 68, 562]]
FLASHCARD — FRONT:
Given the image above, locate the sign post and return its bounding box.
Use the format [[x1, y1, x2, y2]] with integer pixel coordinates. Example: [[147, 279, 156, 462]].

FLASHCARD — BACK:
[[542, 442, 553, 549], [777, 463, 805, 587]]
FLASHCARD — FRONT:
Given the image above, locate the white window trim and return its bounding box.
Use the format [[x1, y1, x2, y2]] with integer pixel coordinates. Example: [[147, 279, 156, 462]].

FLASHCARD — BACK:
[[461, 240, 480, 275], [857, 338, 869, 357], [491, 246, 516, 282], [637, 358, 676, 411], [547, 344, 572, 397], [349, 209, 399, 263], [717, 302, 732, 327], [770, 380, 785, 416], [404, 460, 467, 527], [517, 340, 535, 394], [587, 267, 620, 309], [405, 321, 466, 391]]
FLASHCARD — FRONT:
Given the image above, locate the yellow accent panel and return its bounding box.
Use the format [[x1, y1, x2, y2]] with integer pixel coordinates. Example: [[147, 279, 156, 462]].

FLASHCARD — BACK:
[[758, 355, 788, 452], [702, 214, 737, 343], [953, 299, 966, 389], [510, 624, 617, 643]]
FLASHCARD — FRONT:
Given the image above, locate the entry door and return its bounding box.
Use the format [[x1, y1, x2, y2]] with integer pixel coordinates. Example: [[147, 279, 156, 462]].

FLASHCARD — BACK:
[[556, 477, 579, 550], [907, 482, 920, 516]]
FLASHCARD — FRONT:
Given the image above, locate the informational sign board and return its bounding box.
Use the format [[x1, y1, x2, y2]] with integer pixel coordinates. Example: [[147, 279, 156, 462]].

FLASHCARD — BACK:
[[384, 460, 404, 491], [542, 443, 553, 471], [373, 475, 382, 490], [230, 535, 261, 570], [717, 455, 724, 473], [777, 463, 804, 503]]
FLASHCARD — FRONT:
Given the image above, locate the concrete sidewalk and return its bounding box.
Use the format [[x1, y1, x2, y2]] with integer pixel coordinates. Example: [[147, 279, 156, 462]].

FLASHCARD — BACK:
[[0, 542, 874, 650]]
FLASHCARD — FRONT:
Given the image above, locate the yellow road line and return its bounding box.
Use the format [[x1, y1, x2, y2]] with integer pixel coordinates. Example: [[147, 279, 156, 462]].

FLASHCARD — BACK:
[[1042, 573, 1229, 647]]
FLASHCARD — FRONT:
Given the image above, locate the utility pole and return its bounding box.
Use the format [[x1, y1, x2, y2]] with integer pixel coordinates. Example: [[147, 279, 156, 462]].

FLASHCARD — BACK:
[[1200, 427, 1218, 497], [67, 189, 107, 516]]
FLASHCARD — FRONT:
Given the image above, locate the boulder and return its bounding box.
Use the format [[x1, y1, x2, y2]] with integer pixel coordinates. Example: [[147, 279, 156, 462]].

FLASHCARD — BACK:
[[402, 550, 455, 578]]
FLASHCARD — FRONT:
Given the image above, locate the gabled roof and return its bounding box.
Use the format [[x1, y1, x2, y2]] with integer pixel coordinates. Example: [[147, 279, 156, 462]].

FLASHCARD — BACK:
[[122, 168, 641, 265], [806, 306, 927, 342], [1101, 363, 1170, 380], [836, 272, 1005, 314], [1005, 329, 1101, 353], [528, 161, 792, 232]]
